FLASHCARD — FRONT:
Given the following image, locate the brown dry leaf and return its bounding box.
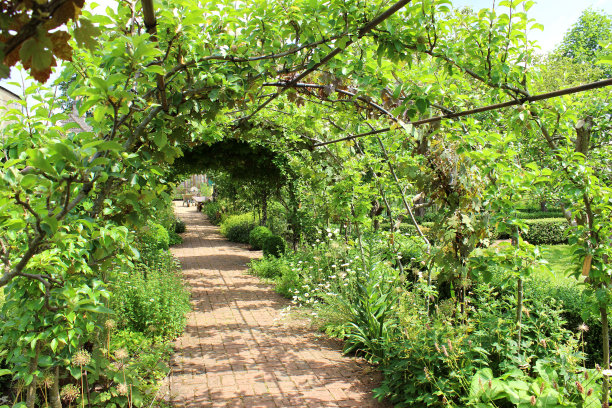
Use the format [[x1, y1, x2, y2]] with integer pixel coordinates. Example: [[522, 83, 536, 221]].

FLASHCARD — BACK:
[[4, 46, 21, 68], [45, 0, 81, 30], [582, 255, 592, 277], [49, 31, 73, 61], [31, 65, 53, 82]]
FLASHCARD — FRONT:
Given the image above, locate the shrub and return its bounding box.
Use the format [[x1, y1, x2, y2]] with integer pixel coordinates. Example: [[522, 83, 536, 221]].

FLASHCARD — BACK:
[[111, 251, 190, 338], [249, 256, 290, 279], [169, 230, 183, 246], [249, 226, 273, 250], [523, 218, 569, 244], [527, 276, 601, 365], [138, 221, 170, 252], [274, 266, 300, 298], [496, 218, 569, 244], [204, 201, 223, 225], [374, 282, 592, 406], [220, 213, 257, 243], [263, 234, 286, 257], [517, 210, 564, 219], [174, 218, 186, 233]]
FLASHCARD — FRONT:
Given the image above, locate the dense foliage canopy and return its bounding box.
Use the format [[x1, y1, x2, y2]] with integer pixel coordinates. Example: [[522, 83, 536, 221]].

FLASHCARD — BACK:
[[0, 0, 611, 407]]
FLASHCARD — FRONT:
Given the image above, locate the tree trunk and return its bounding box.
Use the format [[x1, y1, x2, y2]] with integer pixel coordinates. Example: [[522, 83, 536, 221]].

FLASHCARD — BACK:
[[540, 200, 547, 212], [261, 191, 268, 226], [516, 277, 523, 358], [574, 116, 593, 156], [49, 366, 62, 408], [25, 343, 41, 408]]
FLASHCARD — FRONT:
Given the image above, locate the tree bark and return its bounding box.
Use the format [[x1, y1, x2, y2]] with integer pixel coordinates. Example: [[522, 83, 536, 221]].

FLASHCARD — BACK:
[[49, 366, 62, 408], [25, 343, 41, 408]]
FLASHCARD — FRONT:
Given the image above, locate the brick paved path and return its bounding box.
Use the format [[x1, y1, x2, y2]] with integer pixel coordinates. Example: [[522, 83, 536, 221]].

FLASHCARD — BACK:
[[164, 205, 390, 408]]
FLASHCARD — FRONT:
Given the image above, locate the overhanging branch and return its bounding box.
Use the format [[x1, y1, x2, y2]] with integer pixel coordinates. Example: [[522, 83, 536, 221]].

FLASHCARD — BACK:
[[313, 77, 612, 147]]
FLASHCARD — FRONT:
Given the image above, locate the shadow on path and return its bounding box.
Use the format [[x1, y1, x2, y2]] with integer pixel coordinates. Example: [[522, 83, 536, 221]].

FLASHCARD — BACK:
[[164, 205, 390, 408]]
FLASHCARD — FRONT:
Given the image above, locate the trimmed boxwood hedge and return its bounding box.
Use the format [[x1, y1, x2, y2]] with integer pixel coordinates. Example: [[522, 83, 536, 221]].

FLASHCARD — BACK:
[[249, 226, 273, 250], [516, 210, 564, 220], [498, 218, 569, 245], [220, 213, 257, 243], [523, 218, 569, 244]]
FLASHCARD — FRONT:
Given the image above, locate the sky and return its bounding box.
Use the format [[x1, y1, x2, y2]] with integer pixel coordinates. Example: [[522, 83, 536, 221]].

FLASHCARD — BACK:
[[1, 0, 611, 95], [452, 0, 612, 52]]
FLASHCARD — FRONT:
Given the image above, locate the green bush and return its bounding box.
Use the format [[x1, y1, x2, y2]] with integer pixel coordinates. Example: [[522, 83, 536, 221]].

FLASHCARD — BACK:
[[527, 276, 601, 365], [174, 218, 186, 233], [249, 256, 290, 279], [249, 226, 273, 250], [169, 230, 183, 246], [274, 266, 300, 298], [523, 218, 569, 244], [138, 221, 170, 252], [517, 210, 564, 219], [374, 282, 594, 406], [263, 234, 286, 257], [220, 213, 257, 243], [111, 251, 190, 338], [204, 201, 223, 225], [496, 218, 569, 244]]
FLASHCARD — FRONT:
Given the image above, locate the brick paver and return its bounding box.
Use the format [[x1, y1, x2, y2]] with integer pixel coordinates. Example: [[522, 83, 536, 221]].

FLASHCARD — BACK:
[[163, 205, 390, 407]]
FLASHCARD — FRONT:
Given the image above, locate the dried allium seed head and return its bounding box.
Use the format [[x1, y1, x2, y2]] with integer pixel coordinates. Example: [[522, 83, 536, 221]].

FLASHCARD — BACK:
[[60, 384, 80, 402], [117, 383, 128, 396], [105, 319, 116, 330], [114, 348, 129, 360], [42, 373, 54, 389], [72, 349, 91, 367], [578, 323, 590, 333]]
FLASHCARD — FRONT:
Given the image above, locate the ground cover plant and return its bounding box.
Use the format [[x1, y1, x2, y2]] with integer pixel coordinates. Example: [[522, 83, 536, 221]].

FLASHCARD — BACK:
[[1, 0, 611, 406]]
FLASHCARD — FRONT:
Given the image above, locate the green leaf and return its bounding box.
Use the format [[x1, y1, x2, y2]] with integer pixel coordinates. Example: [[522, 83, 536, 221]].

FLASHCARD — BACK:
[[415, 98, 428, 114], [19, 37, 53, 71], [73, 18, 101, 50], [31, 151, 56, 175]]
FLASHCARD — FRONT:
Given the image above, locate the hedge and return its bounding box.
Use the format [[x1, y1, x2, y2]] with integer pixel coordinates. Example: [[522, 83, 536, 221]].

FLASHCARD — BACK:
[[203, 201, 223, 225], [139, 222, 170, 251], [263, 235, 286, 257], [517, 210, 564, 220], [249, 226, 273, 250], [497, 218, 568, 245], [220, 213, 257, 243]]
